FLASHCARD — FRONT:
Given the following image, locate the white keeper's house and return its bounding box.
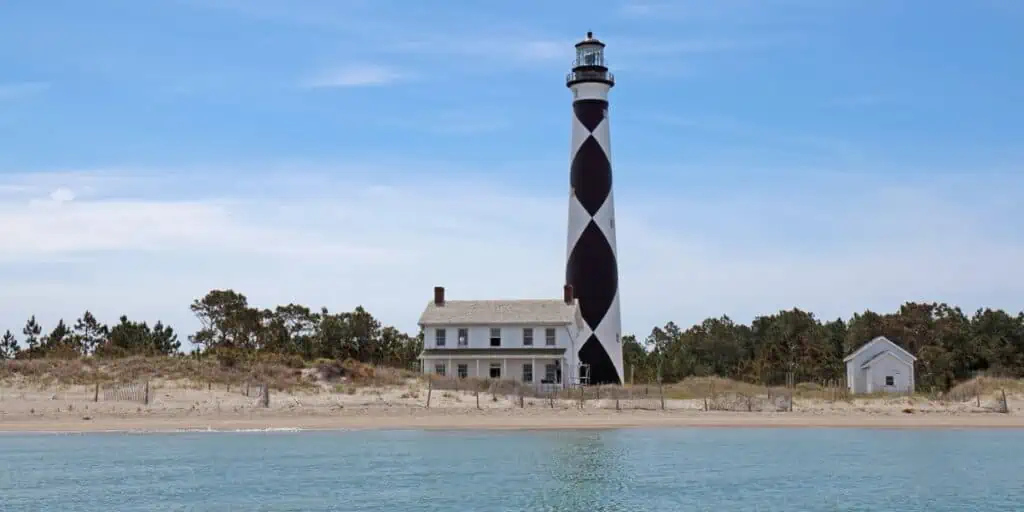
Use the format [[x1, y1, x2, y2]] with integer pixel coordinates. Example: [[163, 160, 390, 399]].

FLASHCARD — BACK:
[[417, 286, 583, 389]]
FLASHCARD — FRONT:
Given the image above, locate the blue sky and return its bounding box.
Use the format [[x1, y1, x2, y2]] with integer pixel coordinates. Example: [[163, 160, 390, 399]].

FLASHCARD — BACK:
[[1, 0, 1023, 343]]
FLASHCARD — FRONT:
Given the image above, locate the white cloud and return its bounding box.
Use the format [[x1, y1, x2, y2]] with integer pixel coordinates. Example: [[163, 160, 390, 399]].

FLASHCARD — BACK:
[[0, 168, 1021, 345], [301, 64, 406, 88], [0, 82, 50, 100], [48, 187, 76, 203]]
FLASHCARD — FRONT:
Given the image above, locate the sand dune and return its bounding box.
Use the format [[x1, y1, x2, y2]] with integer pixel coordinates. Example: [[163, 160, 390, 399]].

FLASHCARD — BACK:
[[1, 378, 1021, 432]]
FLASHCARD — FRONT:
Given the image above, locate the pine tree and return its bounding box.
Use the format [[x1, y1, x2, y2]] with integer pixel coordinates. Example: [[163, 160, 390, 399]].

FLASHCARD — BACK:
[[0, 330, 20, 360], [151, 321, 181, 355], [73, 311, 108, 355], [22, 316, 42, 356]]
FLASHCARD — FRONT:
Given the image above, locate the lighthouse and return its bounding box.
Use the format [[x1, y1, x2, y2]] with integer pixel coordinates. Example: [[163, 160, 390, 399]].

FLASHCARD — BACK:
[[565, 31, 623, 385]]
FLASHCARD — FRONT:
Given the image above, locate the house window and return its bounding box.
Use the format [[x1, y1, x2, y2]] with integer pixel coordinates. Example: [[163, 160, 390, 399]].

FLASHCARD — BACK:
[[435, 329, 446, 347], [490, 328, 501, 347], [885, 376, 894, 386], [522, 363, 533, 382], [457, 364, 468, 378], [523, 328, 534, 346], [545, 363, 557, 383], [457, 328, 468, 347], [434, 363, 446, 377], [489, 363, 501, 379], [545, 328, 556, 346]]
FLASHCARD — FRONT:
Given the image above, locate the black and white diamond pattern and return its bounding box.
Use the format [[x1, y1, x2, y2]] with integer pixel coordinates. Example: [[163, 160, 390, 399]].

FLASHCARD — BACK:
[[566, 98, 623, 385]]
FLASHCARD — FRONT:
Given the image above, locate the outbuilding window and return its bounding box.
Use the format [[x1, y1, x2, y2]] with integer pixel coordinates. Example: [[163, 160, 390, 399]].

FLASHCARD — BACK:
[[885, 376, 894, 386]]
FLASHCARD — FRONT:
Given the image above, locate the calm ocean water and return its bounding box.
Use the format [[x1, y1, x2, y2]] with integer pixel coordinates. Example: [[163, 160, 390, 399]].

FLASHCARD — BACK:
[[1, 427, 1021, 511]]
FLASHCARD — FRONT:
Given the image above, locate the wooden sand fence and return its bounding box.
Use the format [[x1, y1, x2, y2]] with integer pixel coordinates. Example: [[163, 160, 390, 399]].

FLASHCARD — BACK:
[[420, 372, 808, 412], [101, 381, 150, 404]]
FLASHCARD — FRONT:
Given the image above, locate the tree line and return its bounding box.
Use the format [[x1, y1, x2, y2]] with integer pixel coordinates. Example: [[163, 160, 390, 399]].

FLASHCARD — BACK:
[[3, 292, 1023, 391], [1, 311, 181, 360], [622, 302, 1024, 391], [0, 289, 423, 370]]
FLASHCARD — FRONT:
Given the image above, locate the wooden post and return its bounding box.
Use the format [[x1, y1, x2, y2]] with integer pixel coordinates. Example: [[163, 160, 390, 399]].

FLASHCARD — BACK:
[[426, 377, 432, 408], [262, 384, 270, 408], [246, 382, 250, 397], [1000, 389, 1009, 414], [94, 382, 99, 402], [615, 395, 620, 411], [143, 381, 150, 406], [475, 388, 480, 409], [579, 385, 585, 409], [596, 386, 601, 400], [657, 365, 664, 410], [549, 390, 554, 408]]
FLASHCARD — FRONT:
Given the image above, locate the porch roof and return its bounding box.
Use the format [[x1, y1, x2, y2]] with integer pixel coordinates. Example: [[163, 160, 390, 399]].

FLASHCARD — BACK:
[[420, 348, 566, 357]]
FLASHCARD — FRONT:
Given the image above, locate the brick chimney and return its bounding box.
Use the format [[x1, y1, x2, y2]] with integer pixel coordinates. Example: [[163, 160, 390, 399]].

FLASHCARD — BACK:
[[433, 286, 445, 306], [563, 284, 574, 305]]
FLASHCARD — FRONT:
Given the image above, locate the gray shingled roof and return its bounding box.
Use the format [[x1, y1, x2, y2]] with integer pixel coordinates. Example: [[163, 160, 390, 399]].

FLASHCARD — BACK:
[[418, 300, 577, 326]]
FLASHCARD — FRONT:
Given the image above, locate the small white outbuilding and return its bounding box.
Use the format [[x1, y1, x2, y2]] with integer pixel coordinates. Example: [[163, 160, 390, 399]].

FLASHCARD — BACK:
[[844, 336, 917, 394]]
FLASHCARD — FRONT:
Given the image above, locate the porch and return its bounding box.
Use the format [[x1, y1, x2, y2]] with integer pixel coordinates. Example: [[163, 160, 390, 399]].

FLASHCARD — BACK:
[[419, 348, 568, 388]]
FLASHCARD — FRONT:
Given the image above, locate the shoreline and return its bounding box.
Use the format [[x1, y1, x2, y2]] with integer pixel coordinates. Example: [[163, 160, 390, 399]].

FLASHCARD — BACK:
[[2, 410, 1023, 434]]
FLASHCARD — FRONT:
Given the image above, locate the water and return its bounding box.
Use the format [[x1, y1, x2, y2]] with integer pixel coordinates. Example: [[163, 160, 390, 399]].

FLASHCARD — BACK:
[[1, 428, 1021, 511]]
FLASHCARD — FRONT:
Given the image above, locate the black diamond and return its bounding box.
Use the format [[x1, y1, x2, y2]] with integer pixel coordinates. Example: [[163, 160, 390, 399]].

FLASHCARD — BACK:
[[570, 137, 612, 216], [573, 99, 607, 132], [579, 335, 620, 385], [566, 221, 618, 331]]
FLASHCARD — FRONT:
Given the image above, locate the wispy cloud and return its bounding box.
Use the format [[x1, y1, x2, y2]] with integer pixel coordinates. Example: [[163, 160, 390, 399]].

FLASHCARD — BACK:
[[0, 82, 50, 100], [1, 166, 1022, 342], [301, 64, 406, 88]]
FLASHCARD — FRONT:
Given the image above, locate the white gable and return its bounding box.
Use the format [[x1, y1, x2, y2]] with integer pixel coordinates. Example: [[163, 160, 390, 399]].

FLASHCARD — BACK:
[[859, 350, 913, 370], [843, 336, 917, 363]]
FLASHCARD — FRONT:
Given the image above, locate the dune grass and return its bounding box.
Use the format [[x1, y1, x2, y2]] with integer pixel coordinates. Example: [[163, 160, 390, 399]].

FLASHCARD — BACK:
[[3, 357, 1020, 409], [0, 356, 417, 391]]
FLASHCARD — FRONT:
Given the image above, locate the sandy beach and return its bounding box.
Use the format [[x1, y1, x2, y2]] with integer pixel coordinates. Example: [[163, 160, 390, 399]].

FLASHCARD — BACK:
[[3, 410, 1024, 433], [2, 378, 1022, 433]]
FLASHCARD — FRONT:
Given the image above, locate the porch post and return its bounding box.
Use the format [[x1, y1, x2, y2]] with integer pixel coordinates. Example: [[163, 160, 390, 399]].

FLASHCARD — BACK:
[[448, 357, 452, 378], [531, 357, 537, 389], [476, 360, 480, 379], [502, 358, 507, 381]]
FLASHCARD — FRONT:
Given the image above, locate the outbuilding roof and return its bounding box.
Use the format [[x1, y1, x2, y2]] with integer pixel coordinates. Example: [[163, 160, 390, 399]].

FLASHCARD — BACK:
[[844, 336, 918, 363], [859, 350, 913, 369]]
